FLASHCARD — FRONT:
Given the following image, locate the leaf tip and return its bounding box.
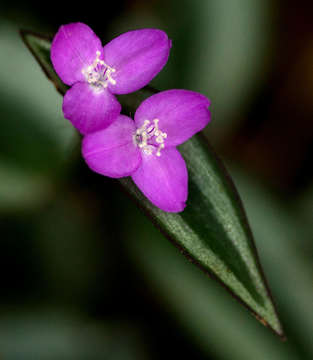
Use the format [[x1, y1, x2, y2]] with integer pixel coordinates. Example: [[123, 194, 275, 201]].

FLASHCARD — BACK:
[[252, 311, 286, 341]]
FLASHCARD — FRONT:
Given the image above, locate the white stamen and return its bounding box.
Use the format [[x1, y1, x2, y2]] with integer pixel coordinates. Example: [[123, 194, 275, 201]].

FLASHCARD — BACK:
[[82, 51, 116, 89], [134, 118, 167, 156]]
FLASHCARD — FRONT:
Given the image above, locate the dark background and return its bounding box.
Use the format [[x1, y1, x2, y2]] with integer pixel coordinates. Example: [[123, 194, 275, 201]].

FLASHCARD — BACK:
[[0, 0, 312, 359]]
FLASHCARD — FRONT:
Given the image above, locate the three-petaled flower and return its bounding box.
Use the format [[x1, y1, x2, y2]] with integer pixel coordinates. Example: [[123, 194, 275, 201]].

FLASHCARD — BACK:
[[51, 22, 171, 134], [82, 90, 211, 212]]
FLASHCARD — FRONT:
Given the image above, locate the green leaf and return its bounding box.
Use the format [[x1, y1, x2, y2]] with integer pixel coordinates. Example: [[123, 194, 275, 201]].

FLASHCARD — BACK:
[[21, 30, 284, 338], [20, 30, 68, 95]]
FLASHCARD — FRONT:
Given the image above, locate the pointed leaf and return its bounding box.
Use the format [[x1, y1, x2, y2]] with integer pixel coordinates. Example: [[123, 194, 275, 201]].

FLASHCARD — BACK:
[[21, 30, 284, 337], [20, 30, 68, 95]]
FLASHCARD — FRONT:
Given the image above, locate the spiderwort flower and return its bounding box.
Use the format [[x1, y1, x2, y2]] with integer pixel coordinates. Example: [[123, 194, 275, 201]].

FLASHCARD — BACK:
[[82, 90, 211, 212], [51, 22, 171, 134]]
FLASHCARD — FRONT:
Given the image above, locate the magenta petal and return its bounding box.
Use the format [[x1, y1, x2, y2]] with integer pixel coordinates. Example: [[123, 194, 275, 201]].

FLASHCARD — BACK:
[[131, 148, 188, 212], [51, 22, 103, 85], [82, 115, 141, 178], [134, 90, 211, 147], [63, 82, 121, 135], [103, 29, 171, 94]]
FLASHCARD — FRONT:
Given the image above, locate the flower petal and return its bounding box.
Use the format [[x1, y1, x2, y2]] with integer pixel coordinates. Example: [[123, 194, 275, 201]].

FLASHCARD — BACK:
[[51, 22, 103, 85], [82, 115, 141, 178], [134, 89, 211, 147], [131, 148, 188, 212], [103, 29, 171, 94], [63, 82, 121, 135]]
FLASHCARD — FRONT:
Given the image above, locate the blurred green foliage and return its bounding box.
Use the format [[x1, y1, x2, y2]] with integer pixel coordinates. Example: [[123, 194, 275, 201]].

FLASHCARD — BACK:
[[0, 0, 312, 359]]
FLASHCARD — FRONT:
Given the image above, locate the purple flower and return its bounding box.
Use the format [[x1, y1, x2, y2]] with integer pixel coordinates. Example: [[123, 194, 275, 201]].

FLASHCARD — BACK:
[[82, 90, 211, 212], [51, 22, 171, 135]]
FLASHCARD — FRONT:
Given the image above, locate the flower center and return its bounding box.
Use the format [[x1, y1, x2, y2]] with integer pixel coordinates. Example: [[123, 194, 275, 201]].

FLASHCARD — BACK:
[[134, 119, 167, 157], [82, 51, 116, 90]]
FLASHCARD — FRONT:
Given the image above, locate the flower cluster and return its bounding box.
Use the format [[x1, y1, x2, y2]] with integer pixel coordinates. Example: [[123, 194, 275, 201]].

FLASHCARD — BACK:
[[51, 22, 211, 212]]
